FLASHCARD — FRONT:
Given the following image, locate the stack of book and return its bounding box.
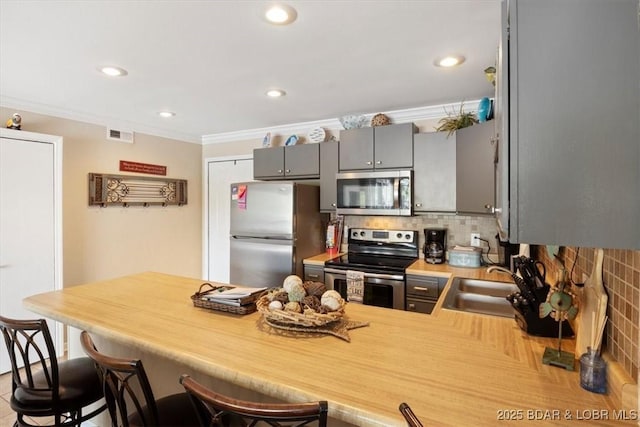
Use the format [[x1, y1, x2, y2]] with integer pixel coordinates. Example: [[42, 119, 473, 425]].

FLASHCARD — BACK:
[[201, 286, 267, 307]]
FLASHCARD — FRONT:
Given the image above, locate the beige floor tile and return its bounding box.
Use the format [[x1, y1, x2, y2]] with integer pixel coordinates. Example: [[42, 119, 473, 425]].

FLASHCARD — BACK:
[[31, 415, 54, 426], [0, 412, 16, 427], [0, 372, 10, 397], [0, 397, 12, 419], [0, 375, 13, 424]]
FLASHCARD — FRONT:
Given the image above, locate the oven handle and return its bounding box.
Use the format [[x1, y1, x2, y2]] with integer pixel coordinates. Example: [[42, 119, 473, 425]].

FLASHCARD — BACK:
[[323, 268, 404, 281]]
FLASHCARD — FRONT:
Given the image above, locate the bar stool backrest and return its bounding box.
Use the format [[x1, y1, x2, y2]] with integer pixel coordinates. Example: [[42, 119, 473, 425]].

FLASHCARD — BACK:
[[0, 316, 60, 403], [80, 331, 159, 427], [399, 402, 424, 427], [180, 374, 328, 427]]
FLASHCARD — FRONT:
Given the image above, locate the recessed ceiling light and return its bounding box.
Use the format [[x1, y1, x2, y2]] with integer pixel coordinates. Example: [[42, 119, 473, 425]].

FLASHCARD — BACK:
[[265, 4, 297, 25], [266, 89, 286, 98], [158, 111, 176, 118], [435, 56, 465, 68], [99, 66, 128, 77]]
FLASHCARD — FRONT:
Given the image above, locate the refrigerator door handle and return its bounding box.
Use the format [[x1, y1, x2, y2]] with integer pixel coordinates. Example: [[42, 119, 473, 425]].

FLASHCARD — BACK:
[[231, 235, 292, 241]]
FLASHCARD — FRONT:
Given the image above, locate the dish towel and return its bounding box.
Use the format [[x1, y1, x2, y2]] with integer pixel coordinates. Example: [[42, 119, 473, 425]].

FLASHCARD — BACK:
[[346, 270, 364, 304]]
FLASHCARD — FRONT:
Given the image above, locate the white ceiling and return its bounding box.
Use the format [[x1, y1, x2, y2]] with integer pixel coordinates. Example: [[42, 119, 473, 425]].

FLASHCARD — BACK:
[[0, 1, 501, 143]]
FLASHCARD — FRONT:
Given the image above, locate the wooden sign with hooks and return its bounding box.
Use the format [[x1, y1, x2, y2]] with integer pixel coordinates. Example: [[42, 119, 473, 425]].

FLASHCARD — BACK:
[[88, 173, 187, 207]]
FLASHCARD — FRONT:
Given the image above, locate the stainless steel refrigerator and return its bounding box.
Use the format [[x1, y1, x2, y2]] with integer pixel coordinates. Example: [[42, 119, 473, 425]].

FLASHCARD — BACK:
[[229, 181, 325, 287]]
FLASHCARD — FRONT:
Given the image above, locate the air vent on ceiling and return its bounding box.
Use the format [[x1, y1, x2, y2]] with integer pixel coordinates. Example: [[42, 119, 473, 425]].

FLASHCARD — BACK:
[[106, 127, 134, 143]]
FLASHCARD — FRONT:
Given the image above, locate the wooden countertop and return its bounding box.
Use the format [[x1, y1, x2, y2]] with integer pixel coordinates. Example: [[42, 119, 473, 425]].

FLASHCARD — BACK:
[[303, 252, 343, 265], [407, 258, 503, 278], [24, 272, 635, 426]]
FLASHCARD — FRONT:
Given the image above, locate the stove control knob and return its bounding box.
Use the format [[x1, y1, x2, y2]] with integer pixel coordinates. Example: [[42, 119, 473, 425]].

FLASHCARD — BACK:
[[360, 231, 366, 237], [396, 233, 402, 239], [352, 231, 358, 237], [405, 234, 411, 240]]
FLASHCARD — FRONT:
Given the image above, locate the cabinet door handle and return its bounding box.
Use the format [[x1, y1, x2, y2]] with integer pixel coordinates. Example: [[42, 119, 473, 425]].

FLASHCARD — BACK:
[[277, 169, 283, 174], [376, 161, 382, 165], [485, 204, 501, 214], [285, 169, 291, 174], [308, 274, 320, 279], [366, 161, 373, 165], [331, 203, 336, 207], [413, 286, 429, 292], [408, 303, 416, 310], [415, 203, 422, 208]]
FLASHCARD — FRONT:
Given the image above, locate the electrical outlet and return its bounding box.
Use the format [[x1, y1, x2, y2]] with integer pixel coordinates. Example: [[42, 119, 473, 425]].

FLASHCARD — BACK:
[[470, 233, 481, 247]]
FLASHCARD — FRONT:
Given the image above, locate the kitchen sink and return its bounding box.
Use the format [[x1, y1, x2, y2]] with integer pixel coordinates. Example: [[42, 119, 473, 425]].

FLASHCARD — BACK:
[[442, 278, 518, 318]]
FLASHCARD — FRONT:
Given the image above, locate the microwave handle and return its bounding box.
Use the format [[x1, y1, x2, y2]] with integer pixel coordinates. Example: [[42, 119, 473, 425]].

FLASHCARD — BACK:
[[393, 178, 399, 209]]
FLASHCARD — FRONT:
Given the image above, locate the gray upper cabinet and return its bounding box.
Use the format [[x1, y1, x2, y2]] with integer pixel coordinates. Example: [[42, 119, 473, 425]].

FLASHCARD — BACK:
[[339, 123, 415, 171], [319, 140, 339, 211], [285, 144, 319, 177], [339, 127, 374, 170], [456, 121, 496, 214], [501, 0, 639, 249], [373, 123, 415, 169], [253, 144, 320, 180], [253, 146, 285, 179], [413, 132, 456, 212]]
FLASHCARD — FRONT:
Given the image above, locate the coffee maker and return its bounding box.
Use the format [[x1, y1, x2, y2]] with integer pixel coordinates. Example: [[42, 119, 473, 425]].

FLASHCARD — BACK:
[[423, 228, 447, 264]]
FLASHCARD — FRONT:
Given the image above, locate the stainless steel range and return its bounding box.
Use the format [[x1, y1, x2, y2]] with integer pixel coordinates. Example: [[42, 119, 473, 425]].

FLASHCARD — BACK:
[[324, 228, 419, 310]]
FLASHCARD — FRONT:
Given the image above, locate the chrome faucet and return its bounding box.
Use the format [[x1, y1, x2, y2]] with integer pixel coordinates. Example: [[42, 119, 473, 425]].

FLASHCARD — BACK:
[[486, 265, 513, 276]]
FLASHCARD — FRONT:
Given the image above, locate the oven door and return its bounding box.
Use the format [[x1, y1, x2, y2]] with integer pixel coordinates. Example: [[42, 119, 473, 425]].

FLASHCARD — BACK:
[[324, 268, 405, 310]]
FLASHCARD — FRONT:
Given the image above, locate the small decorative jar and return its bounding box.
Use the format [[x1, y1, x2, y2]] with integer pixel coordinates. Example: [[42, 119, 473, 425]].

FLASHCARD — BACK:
[[579, 347, 607, 394]]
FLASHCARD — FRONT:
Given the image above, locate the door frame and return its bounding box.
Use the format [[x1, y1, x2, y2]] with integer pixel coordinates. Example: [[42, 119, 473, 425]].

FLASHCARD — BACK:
[[0, 128, 64, 358], [202, 154, 253, 280]]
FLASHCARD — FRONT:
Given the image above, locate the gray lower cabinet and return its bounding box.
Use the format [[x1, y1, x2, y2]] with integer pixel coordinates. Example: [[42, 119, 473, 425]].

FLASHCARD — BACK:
[[455, 121, 496, 214], [319, 140, 338, 211], [413, 132, 456, 212], [303, 264, 325, 283], [253, 144, 320, 180], [405, 274, 447, 314], [339, 123, 415, 171], [500, 0, 639, 249]]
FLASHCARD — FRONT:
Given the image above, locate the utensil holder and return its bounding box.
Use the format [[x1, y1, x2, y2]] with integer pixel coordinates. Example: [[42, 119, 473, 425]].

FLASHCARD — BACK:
[[513, 309, 574, 338]]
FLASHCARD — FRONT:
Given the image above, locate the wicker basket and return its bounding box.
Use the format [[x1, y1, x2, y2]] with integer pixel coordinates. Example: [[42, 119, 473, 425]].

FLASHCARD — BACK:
[[191, 283, 260, 315], [256, 295, 345, 327]]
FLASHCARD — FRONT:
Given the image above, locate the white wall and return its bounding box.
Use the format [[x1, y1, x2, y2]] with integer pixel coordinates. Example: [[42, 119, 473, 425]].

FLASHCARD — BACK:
[[0, 107, 203, 286]]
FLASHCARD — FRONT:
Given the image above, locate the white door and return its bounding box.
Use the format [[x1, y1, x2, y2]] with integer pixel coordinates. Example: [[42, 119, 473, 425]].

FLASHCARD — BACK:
[[0, 132, 63, 374], [205, 157, 253, 283]]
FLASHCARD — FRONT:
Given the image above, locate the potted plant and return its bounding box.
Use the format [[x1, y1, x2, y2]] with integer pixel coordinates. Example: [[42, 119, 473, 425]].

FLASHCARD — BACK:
[[435, 102, 478, 137]]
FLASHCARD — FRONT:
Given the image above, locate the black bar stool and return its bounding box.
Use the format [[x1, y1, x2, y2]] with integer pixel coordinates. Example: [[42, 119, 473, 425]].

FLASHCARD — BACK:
[[399, 402, 424, 427], [0, 316, 106, 427], [80, 331, 199, 427]]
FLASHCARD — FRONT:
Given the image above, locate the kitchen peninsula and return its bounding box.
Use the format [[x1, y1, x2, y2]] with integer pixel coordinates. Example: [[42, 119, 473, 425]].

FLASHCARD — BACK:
[[24, 272, 635, 426]]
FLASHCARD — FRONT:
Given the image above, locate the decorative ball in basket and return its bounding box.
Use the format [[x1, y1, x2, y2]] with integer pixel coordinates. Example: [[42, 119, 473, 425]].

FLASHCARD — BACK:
[[257, 275, 346, 327]]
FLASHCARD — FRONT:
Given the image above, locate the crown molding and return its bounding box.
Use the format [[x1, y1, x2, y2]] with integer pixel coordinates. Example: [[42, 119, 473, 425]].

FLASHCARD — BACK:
[[0, 95, 202, 144], [1, 94, 484, 146], [201, 99, 482, 145]]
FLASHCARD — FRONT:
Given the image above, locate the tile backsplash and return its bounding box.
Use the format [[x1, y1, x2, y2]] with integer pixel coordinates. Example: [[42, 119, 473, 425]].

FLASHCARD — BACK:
[[341, 215, 639, 382], [535, 246, 639, 381], [343, 213, 499, 259]]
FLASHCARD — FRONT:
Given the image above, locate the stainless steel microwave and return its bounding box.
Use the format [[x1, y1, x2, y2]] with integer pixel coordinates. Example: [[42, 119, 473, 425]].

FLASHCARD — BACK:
[[335, 170, 412, 216]]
